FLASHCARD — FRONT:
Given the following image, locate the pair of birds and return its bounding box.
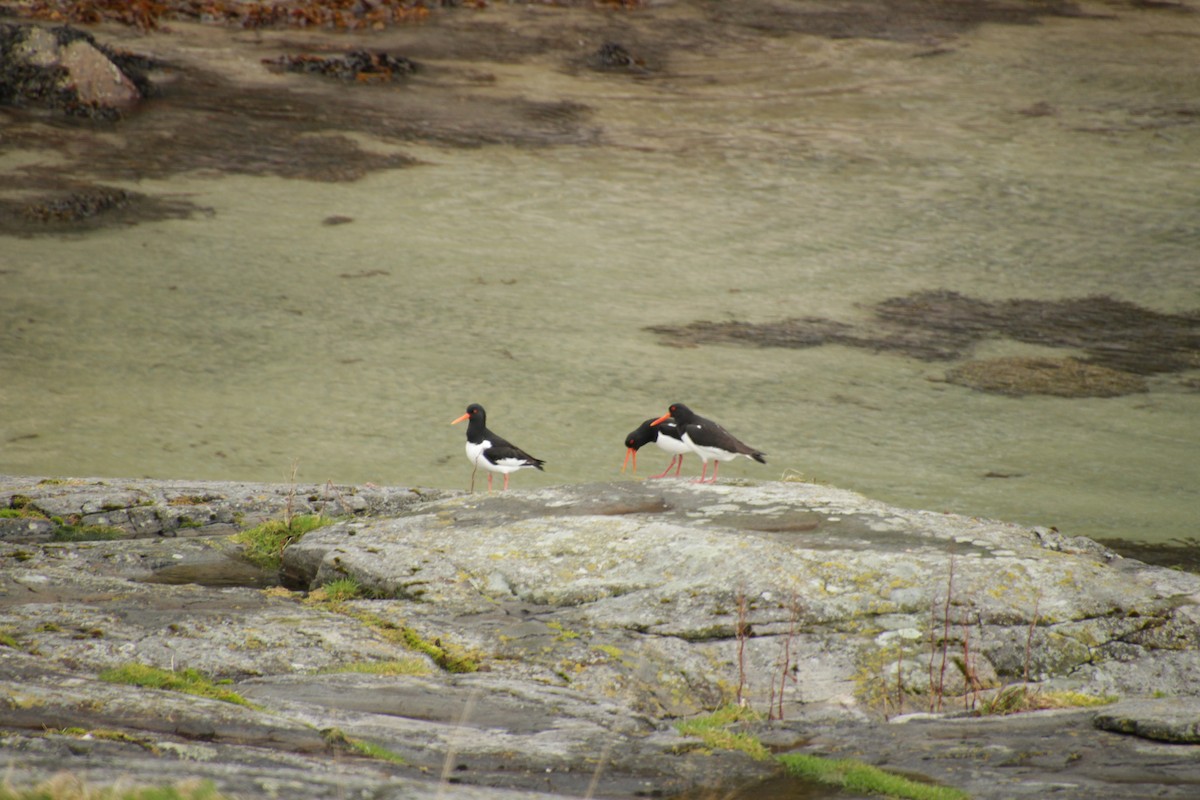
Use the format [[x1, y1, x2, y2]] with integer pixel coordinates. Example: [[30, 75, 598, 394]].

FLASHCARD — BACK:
[[451, 402, 766, 491]]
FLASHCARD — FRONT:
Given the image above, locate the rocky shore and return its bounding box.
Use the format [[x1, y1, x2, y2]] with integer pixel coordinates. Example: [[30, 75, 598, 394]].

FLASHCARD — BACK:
[[2, 474, 1199, 799]]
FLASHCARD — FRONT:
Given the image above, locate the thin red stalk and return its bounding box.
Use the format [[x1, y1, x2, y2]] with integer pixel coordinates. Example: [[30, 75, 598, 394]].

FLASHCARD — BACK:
[[1024, 592, 1041, 684]]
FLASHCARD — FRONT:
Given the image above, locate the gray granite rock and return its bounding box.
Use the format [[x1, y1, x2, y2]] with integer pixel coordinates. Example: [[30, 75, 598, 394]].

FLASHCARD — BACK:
[[285, 481, 1200, 715], [1094, 698, 1200, 743], [3, 475, 1200, 800]]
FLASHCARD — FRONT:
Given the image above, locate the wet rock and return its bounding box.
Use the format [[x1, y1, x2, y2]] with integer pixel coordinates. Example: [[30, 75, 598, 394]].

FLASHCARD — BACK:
[[1093, 698, 1200, 743], [1096, 536, 1200, 574]]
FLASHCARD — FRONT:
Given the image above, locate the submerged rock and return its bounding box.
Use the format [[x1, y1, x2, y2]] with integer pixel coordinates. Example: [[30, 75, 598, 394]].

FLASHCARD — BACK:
[[263, 50, 419, 81], [945, 356, 1149, 397], [647, 291, 1200, 396]]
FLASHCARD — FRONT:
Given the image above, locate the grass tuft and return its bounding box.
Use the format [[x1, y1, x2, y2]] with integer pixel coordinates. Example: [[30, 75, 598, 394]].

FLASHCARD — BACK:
[[310, 577, 391, 602], [320, 577, 364, 602], [52, 523, 126, 542], [0, 775, 227, 800], [397, 625, 479, 673], [321, 728, 406, 765], [780, 753, 971, 800], [976, 685, 1116, 716], [98, 663, 256, 708], [330, 608, 479, 673], [676, 705, 770, 761], [231, 514, 335, 569]]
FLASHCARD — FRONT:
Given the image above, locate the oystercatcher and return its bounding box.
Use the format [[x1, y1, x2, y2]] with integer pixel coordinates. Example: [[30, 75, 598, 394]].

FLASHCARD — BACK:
[[622, 417, 691, 478], [451, 403, 545, 491], [651, 403, 765, 483]]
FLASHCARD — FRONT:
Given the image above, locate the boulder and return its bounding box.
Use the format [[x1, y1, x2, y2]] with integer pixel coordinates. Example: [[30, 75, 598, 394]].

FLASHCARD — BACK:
[[1, 24, 147, 116], [285, 480, 1200, 715]]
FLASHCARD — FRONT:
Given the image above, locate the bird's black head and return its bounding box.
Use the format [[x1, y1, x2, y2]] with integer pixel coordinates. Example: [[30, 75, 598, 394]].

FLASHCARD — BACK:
[[667, 403, 695, 423], [452, 403, 486, 427], [624, 419, 658, 450]]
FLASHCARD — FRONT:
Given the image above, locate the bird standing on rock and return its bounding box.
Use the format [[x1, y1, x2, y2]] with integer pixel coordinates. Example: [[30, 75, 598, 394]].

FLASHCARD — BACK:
[[651, 402, 765, 483], [622, 417, 691, 478], [451, 403, 544, 491]]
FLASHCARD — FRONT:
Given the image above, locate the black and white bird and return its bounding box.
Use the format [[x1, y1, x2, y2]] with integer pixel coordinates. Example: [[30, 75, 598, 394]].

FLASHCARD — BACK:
[[451, 403, 544, 491], [622, 417, 691, 478], [651, 402, 765, 483]]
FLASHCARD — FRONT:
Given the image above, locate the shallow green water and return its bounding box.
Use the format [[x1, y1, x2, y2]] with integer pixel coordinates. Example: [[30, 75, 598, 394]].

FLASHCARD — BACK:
[[1, 5, 1197, 544]]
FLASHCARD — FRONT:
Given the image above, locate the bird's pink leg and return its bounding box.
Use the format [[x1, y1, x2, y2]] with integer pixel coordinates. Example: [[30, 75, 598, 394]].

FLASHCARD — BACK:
[[651, 455, 680, 479], [503, 473, 510, 491], [487, 472, 494, 491], [693, 461, 710, 484], [674, 457, 683, 477], [470, 464, 477, 493]]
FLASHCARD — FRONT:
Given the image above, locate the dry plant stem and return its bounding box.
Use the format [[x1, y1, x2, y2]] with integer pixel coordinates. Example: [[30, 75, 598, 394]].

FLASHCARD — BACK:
[[736, 589, 749, 707], [961, 615, 980, 712], [585, 650, 651, 799], [437, 687, 482, 799], [932, 554, 956, 713], [323, 479, 349, 514], [285, 459, 300, 526], [775, 635, 788, 721], [928, 596, 938, 713], [1024, 592, 1041, 684], [772, 595, 802, 721], [767, 664, 776, 718], [584, 728, 615, 799]]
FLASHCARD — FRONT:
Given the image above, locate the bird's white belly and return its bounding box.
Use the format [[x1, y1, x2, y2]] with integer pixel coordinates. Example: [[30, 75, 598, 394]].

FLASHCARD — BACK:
[[655, 434, 692, 456], [466, 440, 526, 474], [466, 440, 492, 468], [682, 431, 742, 463]]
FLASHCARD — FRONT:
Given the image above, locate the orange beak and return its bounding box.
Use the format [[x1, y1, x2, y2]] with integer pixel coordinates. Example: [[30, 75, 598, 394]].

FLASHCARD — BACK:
[[622, 447, 637, 475], [650, 412, 671, 427], [451, 413, 469, 425]]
